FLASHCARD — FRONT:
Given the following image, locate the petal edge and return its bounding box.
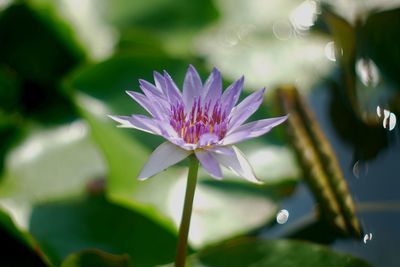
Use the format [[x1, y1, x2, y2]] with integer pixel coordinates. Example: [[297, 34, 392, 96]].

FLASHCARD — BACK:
[[138, 142, 191, 180]]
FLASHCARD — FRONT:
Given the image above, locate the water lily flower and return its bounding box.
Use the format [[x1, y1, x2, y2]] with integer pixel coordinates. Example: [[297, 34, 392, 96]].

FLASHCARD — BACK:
[[109, 65, 287, 183]]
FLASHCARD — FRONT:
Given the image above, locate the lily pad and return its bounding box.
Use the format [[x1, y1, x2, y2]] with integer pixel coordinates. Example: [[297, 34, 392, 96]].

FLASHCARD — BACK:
[[189, 238, 372, 267], [0, 121, 106, 233], [30, 195, 177, 267]]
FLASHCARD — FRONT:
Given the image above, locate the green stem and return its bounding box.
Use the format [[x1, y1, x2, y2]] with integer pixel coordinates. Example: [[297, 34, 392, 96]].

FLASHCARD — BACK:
[[175, 154, 199, 267]]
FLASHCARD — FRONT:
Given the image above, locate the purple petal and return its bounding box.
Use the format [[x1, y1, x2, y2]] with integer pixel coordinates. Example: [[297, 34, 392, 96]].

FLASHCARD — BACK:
[[221, 76, 244, 114], [153, 71, 168, 95], [214, 146, 261, 183], [229, 88, 265, 130], [198, 133, 219, 147], [126, 91, 159, 117], [207, 146, 235, 155], [138, 142, 191, 180], [139, 79, 164, 99], [164, 71, 182, 104], [195, 150, 223, 179], [158, 121, 179, 139], [183, 65, 202, 107], [108, 114, 161, 135], [138, 81, 170, 114], [203, 68, 222, 103], [223, 115, 288, 145]]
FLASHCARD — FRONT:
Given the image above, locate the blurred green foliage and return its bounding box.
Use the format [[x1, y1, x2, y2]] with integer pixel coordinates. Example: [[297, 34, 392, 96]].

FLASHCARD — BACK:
[[1, 0, 399, 266]]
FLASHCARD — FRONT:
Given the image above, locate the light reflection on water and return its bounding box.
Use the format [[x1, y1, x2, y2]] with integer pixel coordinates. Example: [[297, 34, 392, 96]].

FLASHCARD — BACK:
[[290, 0, 319, 33], [377, 106, 397, 131], [273, 19, 293, 41], [324, 41, 337, 62], [352, 160, 369, 179], [363, 233, 373, 244], [276, 209, 290, 224], [356, 58, 380, 87]]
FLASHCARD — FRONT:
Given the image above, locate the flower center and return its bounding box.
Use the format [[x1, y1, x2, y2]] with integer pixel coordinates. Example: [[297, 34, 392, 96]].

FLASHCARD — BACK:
[[169, 97, 228, 144]]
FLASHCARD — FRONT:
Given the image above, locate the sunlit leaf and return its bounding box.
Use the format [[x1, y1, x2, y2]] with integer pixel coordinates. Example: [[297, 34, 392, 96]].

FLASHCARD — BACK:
[[0, 122, 105, 204], [0, 121, 106, 239]]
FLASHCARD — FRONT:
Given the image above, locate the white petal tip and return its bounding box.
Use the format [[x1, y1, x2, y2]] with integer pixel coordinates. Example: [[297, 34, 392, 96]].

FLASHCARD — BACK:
[[137, 175, 149, 181], [252, 178, 264, 185], [210, 174, 224, 180]]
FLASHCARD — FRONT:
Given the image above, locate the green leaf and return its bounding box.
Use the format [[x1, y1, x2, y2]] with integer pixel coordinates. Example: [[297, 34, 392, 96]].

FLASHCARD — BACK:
[[0, 3, 84, 124], [360, 8, 400, 86], [76, 102, 148, 196], [0, 122, 105, 203], [30, 195, 177, 267], [0, 3, 85, 84], [0, 208, 49, 267], [61, 249, 131, 267], [0, 65, 20, 112], [106, 0, 218, 56], [0, 208, 32, 248], [105, 0, 218, 56], [189, 238, 372, 267], [106, 0, 218, 31]]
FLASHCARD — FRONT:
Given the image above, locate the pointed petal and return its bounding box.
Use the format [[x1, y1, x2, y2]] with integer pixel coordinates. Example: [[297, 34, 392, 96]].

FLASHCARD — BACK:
[[229, 88, 265, 130], [223, 115, 288, 145], [203, 68, 222, 103], [195, 150, 223, 179], [214, 146, 262, 183], [139, 81, 170, 114], [164, 71, 182, 104], [108, 115, 161, 135], [153, 71, 168, 95], [108, 115, 132, 128], [183, 65, 202, 107], [126, 91, 159, 117], [138, 142, 191, 180], [139, 79, 164, 99], [221, 76, 244, 114]]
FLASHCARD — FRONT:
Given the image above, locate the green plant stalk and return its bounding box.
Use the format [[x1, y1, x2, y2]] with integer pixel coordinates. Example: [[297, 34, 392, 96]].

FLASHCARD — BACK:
[[175, 154, 199, 267]]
